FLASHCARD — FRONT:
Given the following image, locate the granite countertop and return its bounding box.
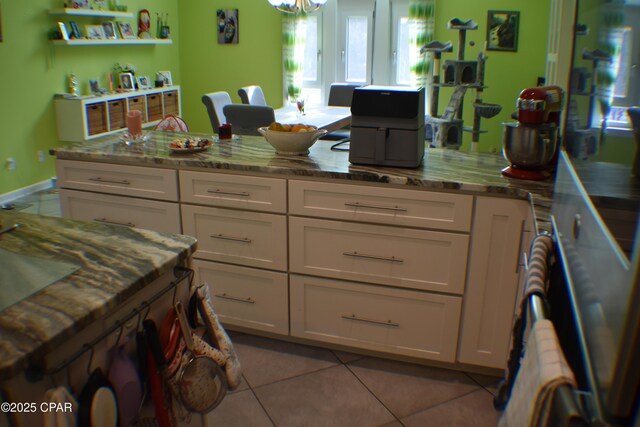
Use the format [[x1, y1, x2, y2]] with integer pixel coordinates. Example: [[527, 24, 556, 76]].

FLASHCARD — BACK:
[[0, 211, 197, 380], [53, 131, 556, 232]]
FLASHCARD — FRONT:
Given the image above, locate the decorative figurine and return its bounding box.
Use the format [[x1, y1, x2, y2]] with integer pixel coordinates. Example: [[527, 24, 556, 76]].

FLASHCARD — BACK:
[[68, 73, 79, 97]]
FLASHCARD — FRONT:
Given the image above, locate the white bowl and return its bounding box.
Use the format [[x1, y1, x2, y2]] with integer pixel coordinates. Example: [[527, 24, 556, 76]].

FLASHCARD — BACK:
[[258, 126, 328, 155]]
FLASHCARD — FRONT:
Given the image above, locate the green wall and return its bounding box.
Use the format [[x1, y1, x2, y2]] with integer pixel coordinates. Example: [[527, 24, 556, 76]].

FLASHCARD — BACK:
[[177, 0, 283, 134], [0, 0, 180, 195], [433, 0, 551, 153]]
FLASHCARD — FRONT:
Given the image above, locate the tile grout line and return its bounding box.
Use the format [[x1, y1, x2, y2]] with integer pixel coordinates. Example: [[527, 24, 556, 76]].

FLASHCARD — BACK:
[[464, 371, 500, 397], [247, 386, 278, 427], [342, 361, 407, 427]]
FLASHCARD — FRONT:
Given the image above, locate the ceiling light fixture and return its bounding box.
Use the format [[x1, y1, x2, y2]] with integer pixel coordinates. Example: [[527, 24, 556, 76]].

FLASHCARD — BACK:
[[268, 0, 327, 14]]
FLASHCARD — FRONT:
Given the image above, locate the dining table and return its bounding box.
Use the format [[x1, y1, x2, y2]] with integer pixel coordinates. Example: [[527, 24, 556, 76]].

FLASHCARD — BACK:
[[274, 105, 351, 133]]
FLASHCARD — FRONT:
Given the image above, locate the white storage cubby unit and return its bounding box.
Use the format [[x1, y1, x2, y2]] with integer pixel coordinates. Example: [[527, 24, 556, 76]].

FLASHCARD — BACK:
[[54, 86, 180, 142]]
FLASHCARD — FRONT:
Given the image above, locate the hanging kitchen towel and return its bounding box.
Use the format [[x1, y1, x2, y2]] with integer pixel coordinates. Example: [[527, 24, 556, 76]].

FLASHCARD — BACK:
[[196, 285, 242, 390], [495, 234, 553, 410], [498, 318, 577, 427]]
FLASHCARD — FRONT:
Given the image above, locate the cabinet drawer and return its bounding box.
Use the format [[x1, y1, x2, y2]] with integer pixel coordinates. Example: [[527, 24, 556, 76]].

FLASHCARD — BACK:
[[290, 275, 461, 362], [289, 180, 472, 232], [182, 205, 287, 271], [85, 102, 107, 135], [56, 160, 178, 201], [60, 189, 181, 234], [128, 96, 148, 122], [147, 93, 163, 121], [179, 171, 286, 213], [163, 90, 179, 116], [289, 217, 468, 294], [108, 100, 127, 131], [193, 260, 289, 335]]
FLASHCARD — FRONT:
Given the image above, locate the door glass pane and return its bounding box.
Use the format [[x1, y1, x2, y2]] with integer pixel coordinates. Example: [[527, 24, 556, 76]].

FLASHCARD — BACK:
[[346, 16, 368, 82], [396, 17, 411, 85], [303, 17, 318, 82]]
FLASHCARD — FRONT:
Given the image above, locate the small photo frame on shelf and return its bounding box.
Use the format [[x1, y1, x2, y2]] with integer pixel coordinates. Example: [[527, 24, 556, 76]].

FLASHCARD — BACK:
[[137, 76, 151, 90], [102, 22, 117, 39], [89, 79, 101, 95], [119, 72, 135, 91], [85, 25, 105, 39], [58, 22, 69, 41], [486, 10, 520, 52], [69, 21, 82, 39], [156, 71, 172, 87], [116, 22, 136, 39]]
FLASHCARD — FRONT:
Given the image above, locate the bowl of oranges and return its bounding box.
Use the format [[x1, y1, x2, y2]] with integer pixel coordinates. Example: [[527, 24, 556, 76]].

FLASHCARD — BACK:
[[258, 122, 328, 155]]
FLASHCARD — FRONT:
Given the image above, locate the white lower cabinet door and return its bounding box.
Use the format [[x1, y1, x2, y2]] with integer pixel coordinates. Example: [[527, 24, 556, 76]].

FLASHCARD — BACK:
[[193, 260, 289, 335], [181, 204, 287, 271], [290, 274, 462, 362], [457, 196, 533, 369], [289, 217, 469, 294], [60, 189, 180, 233]]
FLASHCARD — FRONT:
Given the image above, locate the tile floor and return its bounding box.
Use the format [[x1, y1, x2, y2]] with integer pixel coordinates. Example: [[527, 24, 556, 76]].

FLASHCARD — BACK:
[[206, 332, 502, 427], [5, 189, 503, 426]]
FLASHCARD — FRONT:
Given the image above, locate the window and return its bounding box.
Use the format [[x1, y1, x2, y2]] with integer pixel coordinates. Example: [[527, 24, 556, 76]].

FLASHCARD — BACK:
[[391, 0, 412, 85], [337, 1, 374, 84]]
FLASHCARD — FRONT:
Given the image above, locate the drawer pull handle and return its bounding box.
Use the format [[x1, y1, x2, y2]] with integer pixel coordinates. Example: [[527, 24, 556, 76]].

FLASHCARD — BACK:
[[88, 177, 131, 185], [211, 234, 252, 243], [207, 189, 250, 197], [344, 202, 407, 212], [342, 314, 399, 327], [94, 218, 135, 227], [215, 293, 255, 304], [343, 251, 404, 263]]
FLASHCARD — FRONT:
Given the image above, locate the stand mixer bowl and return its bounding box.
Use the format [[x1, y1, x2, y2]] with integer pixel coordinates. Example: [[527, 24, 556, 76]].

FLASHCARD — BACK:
[[502, 121, 558, 170]]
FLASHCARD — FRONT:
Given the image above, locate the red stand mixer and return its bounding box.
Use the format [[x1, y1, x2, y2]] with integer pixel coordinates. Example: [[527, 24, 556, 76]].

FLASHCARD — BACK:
[[501, 86, 564, 180]]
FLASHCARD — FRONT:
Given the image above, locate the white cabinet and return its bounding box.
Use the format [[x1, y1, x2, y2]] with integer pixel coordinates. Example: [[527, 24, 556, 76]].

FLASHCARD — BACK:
[[289, 216, 469, 294], [457, 196, 534, 369], [193, 260, 289, 335], [290, 275, 462, 362], [56, 160, 180, 233], [55, 87, 180, 142]]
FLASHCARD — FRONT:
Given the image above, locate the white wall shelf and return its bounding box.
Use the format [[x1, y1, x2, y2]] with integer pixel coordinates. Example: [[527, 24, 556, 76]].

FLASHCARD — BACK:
[[48, 8, 134, 18], [52, 38, 172, 46]]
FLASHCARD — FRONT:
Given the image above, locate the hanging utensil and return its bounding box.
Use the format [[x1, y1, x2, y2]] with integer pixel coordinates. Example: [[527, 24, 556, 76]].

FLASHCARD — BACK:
[[174, 301, 227, 413]]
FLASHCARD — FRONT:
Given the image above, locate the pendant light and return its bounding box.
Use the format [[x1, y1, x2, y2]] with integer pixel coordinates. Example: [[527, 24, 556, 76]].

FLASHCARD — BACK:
[[268, 0, 327, 14]]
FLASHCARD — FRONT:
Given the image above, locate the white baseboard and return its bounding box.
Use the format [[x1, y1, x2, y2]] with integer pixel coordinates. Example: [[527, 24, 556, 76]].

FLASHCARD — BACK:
[[0, 178, 56, 206]]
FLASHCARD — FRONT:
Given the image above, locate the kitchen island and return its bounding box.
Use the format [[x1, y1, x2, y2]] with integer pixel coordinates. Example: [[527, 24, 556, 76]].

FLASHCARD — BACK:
[[52, 131, 554, 372], [0, 210, 196, 382]]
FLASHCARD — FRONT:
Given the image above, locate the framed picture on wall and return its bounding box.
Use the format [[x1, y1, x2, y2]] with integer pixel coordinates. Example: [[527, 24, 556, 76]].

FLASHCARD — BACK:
[[216, 9, 239, 44], [486, 10, 519, 52]]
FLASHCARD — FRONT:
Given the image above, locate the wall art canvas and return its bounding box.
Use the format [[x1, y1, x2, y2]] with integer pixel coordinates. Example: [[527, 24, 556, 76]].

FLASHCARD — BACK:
[[486, 10, 519, 52], [217, 9, 238, 44]]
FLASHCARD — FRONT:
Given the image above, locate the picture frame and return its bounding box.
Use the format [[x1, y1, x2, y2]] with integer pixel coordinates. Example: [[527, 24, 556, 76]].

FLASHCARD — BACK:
[[217, 9, 239, 44], [102, 22, 117, 39], [69, 21, 82, 39], [486, 10, 520, 52], [119, 72, 135, 91], [136, 75, 151, 90], [89, 79, 101, 95], [58, 22, 70, 41], [85, 25, 105, 39], [156, 71, 172, 87], [116, 22, 135, 39]]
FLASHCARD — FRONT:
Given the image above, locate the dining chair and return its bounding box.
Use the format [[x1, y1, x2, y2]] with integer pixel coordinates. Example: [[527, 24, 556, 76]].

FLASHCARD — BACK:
[[322, 83, 361, 147], [202, 91, 233, 132], [237, 85, 268, 106], [223, 104, 275, 136]]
